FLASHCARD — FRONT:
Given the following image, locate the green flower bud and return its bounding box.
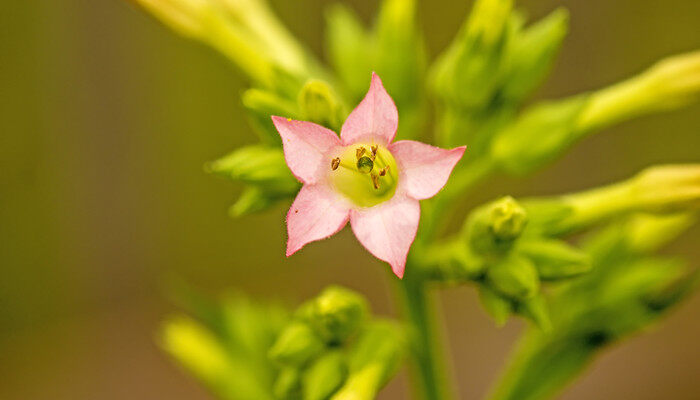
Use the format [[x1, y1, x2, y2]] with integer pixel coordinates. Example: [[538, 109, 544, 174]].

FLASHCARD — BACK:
[[332, 321, 406, 399], [518, 239, 591, 280], [516, 294, 551, 331], [228, 186, 275, 218], [501, 8, 568, 103], [478, 285, 512, 326], [431, 0, 514, 109], [325, 4, 373, 103], [269, 322, 324, 366], [466, 196, 528, 256], [578, 50, 700, 132], [487, 255, 539, 300], [242, 88, 299, 145], [490, 95, 589, 175], [624, 213, 696, 254], [274, 367, 302, 400], [298, 79, 345, 130], [308, 286, 368, 345], [303, 351, 348, 400], [206, 145, 300, 195]]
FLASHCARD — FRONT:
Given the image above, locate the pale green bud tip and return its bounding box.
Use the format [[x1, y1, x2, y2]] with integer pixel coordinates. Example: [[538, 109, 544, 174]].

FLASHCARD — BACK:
[[160, 317, 229, 381], [310, 286, 368, 344], [487, 256, 539, 300], [298, 79, 343, 129], [578, 50, 700, 131], [303, 351, 347, 400], [631, 164, 700, 212], [269, 322, 324, 366], [489, 196, 528, 240], [467, 0, 514, 45]]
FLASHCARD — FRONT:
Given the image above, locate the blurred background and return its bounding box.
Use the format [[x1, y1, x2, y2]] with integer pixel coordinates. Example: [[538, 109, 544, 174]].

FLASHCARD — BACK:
[[1, 0, 699, 399]]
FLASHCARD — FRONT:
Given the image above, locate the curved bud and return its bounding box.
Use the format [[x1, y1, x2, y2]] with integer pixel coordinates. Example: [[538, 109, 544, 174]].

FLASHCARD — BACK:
[[466, 196, 528, 256], [487, 255, 540, 300], [518, 239, 591, 280], [269, 322, 324, 366], [307, 286, 368, 344]]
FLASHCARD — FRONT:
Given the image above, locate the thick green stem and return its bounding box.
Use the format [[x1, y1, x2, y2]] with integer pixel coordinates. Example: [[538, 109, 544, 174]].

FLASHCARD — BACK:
[[394, 270, 455, 400]]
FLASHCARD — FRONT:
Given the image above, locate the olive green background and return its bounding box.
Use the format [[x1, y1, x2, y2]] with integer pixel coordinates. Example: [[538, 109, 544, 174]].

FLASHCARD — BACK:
[[1, 0, 699, 399]]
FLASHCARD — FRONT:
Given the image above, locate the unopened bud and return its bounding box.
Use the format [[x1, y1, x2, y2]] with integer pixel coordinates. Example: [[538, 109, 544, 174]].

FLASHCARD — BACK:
[[269, 322, 324, 366], [273, 367, 302, 400], [298, 79, 344, 130], [478, 285, 512, 326], [466, 196, 528, 256], [518, 239, 591, 280], [206, 146, 300, 195], [303, 351, 348, 400], [487, 255, 539, 300], [308, 286, 368, 344]]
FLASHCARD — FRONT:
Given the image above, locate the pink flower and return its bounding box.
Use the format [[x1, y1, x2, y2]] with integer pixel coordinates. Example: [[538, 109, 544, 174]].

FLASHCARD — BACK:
[[272, 73, 465, 278]]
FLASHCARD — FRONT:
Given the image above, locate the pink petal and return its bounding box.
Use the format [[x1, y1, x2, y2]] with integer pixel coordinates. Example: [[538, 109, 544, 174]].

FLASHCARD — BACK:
[[390, 141, 466, 200], [272, 116, 341, 184], [286, 184, 350, 257], [350, 196, 420, 278], [340, 72, 398, 146]]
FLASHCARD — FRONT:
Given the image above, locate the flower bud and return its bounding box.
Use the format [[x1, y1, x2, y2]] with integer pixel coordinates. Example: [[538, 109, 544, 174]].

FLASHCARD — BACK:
[[466, 196, 528, 256], [624, 213, 696, 254], [302, 351, 348, 400], [273, 367, 302, 400], [518, 239, 591, 280], [242, 88, 299, 145], [478, 285, 512, 326], [206, 145, 300, 195], [431, 0, 514, 109], [630, 164, 700, 213], [332, 321, 406, 399], [269, 322, 324, 366], [487, 255, 539, 300], [578, 50, 700, 132], [490, 95, 589, 175], [501, 8, 568, 103], [307, 286, 368, 345], [298, 79, 345, 131]]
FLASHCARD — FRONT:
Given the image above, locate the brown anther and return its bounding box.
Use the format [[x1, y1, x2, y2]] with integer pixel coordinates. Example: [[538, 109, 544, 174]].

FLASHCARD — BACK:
[[331, 157, 340, 170], [371, 145, 378, 156], [371, 173, 380, 189], [356, 147, 366, 159], [379, 168, 387, 177]]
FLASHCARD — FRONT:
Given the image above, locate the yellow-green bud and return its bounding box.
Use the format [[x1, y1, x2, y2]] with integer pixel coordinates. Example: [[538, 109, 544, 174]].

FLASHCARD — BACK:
[[518, 239, 591, 280], [466, 196, 528, 256], [303, 351, 348, 400], [298, 79, 345, 130], [269, 322, 324, 366], [274, 367, 302, 400], [487, 256, 539, 300], [478, 285, 512, 326], [308, 286, 368, 344]]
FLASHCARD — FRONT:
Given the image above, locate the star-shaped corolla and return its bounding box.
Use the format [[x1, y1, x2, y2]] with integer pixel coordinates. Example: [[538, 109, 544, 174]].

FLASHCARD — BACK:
[[272, 73, 466, 278]]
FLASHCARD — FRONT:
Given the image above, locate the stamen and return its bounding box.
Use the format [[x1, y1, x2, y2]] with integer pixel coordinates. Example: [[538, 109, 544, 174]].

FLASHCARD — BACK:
[[379, 166, 388, 177], [356, 147, 366, 159], [371, 173, 380, 189], [371, 145, 378, 157], [331, 157, 340, 170]]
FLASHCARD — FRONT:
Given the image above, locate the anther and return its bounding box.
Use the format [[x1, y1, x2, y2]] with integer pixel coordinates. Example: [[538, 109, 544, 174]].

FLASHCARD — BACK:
[[356, 147, 366, 159], [371, 173, 380, 189], [371, 145, 378, 156], [331, 157, 340, 170], [379, 167, 387, 177]]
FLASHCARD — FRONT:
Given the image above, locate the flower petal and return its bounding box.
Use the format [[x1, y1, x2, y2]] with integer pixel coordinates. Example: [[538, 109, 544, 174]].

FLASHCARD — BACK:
[[272, 116, 341, 184], [286, 184, 350, 256], [390, 141, 466, 200], [349, 196, 420, 278], [340, 72, 398, 145]]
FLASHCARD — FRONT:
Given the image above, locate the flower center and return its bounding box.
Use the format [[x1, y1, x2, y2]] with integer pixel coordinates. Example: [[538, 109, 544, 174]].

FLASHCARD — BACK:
[[328, 143, 399, 208]]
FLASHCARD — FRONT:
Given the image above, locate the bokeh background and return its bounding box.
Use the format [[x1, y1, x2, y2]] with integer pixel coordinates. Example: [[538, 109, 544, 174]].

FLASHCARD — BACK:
[[2, 0, 699, 399]]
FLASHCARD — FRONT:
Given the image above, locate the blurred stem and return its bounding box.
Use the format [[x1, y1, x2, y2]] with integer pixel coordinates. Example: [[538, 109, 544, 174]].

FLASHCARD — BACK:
[[394, 272, 455, 400]]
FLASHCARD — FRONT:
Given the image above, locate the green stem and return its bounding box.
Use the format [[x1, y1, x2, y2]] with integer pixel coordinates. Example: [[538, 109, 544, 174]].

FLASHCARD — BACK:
[[394, 269, 455, 400]]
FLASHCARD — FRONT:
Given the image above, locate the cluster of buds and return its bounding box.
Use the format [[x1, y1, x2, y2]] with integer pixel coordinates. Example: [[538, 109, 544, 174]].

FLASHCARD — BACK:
[[268, 286, 405, 400]]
